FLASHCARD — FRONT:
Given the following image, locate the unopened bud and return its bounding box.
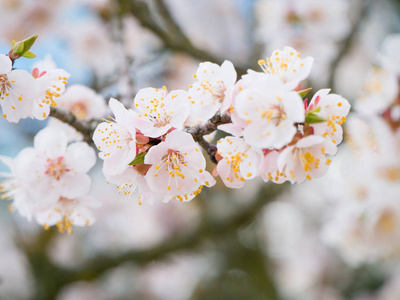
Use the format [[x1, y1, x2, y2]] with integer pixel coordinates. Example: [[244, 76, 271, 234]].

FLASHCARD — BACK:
[[9, 34, 38, 61]]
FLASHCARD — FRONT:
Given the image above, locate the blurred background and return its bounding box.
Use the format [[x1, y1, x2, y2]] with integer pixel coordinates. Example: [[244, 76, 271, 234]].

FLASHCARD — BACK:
[[1, 0, 400, 299]]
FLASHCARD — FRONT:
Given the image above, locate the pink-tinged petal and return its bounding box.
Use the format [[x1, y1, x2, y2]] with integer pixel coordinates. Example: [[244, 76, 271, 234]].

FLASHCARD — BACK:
[[34, 127, 68, 159], [259, 151, 287, 183], [217, 158, 245, 189], [102, 147, 134, 176], [35, 205, 62, 226], [195, 61, 222, 82], [217, 123, 243, 136], [166, 90, 190, 127], [220, 60, 237, 87], [296, 135, 326, 148], [109, 98, 127, 122], [28, 176, 60, 204], [60, 173, 91, 198], [32, 101, 50, 120], [323, 139, 338, 155], [165, 130, 196, 151], [282, 92, 305, 123], [309, 89, 330, 108], [139, 124, 171, 138], [0, 54, 12, 74], [0, 155, 14, 171], [144, 142, 170, 164], [199, 169, 216, 187], [106, 166, 139, 184], [13, 190, 36, 221], [134, 87, 162, 114], [134, 176, 168, 205], [239, 151, 260, 178], [65, 142, 96, 173], [8, 69, 38, 97], [0, 93, 31, 123], [184, 150, 206, 170]]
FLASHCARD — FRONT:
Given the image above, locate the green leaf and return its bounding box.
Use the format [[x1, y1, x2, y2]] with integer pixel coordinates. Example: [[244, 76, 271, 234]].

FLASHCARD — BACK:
[[21, 51, 36, 59], [128, 152, 146, 166], [298, 87, 312, 98], [305, 112, 327, 124], [22, 34, 38, 52]]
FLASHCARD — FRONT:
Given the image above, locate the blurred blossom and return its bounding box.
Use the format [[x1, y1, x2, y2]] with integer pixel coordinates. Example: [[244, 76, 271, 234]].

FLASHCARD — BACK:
[[255, 0, 351, 86], [2, 0, 400, 299]]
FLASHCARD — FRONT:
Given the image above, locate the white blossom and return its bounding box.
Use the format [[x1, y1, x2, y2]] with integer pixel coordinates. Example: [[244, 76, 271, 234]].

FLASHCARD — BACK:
[[15, 127, 96, 205], [355, 67, 398, 116], [93, 98, 139, 176], [307, 89, 350, 145], [257, 46, 313, 90], [234, 75, 305, 149], [259, 150, 287, 184], [216, 135, 261, 188], [31, 67, 70, 120], [187, 60, 236, 124], [0, 54, 37, 123], [35, 196, 100, 234], [107, 165, 171, 205], [278, 135, 337, 183], [57, 84, 107, 121], [145, 130, 215, 202], [134, 86, 190, 138]]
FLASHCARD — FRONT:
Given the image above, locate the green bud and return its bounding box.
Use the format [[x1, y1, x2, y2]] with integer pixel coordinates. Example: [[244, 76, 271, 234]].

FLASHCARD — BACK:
[[305, 112, 327, 124], [298, 87, 312, 98], [21, 51, 37, 59], [128, 152, 146, 166], [9, 34, 38, 60]]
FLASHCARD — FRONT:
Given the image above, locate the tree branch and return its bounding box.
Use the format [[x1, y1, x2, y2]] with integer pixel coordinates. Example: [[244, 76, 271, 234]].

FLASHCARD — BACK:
[[68, 182, 286, 282], [117, 0, 249, 76], [186, 113, 231, 163], [49, 107, 98, 144]]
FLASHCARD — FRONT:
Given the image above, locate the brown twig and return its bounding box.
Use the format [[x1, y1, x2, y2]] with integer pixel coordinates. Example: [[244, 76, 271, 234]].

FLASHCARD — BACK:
[[186, 113, 232, 163], [49, 107, 98, 144]]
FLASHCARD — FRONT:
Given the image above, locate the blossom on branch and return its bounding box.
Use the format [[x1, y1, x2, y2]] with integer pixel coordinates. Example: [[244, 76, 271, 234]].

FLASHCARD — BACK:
[[15, 127, 96, 204], [306, 89, 351, 145], [145, 130, 215, 202], [93, 98, 139, 176], [257, 46, 313, 90], [216, 135, 262, 188], [278, 135, 337, 183], [234, 75, 305, 149], [134, 86, 190, 138], [187, 60, 237, 125], [0, 54, 37, 123]]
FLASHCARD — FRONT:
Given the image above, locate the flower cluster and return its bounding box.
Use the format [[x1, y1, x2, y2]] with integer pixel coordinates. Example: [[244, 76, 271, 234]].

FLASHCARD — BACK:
[[93, 46, 350, 205], [0, 37, 350, 231], [0, 127, 98, 233]]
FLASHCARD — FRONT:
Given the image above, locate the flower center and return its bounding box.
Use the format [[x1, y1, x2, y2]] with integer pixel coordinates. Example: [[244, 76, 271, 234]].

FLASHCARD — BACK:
[[162, 149, 187, 180], [70, 101, 88, 120], [212, 82, 226, 104], [260, 103, 287, 126], [0, 74, 11, 95], [45, 157, 69, 180]]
